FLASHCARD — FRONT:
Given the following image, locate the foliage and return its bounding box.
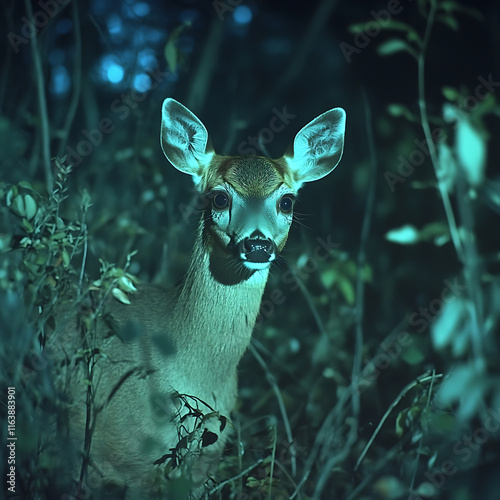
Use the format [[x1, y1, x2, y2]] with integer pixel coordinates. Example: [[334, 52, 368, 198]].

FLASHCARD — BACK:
[[1, 0, 499, 499]]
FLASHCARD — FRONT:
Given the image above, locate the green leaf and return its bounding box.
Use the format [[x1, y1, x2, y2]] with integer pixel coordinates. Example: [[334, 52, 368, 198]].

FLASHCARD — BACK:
[[347, 22, 370, 34], [320, 269, 337, 289], [385, 225, 420, 245], [164, 22, 190, 74], [112, 288, 131, 305], [118, 275, 137, 293], [456, 118, 486, 187], [387, 103, 418, 122], [362, 264, 373, 283], [377, 38, 418, 59], [18, 181, 35, 191], [22, 218, 34, 233], [23, 194, 37, 220], [431, 298, 468, 351], [418, 221, 450, 243], [62, 250, 70, 267], [401, 345, 425, 365], [11, 194, 26, 217], [442, 86, 460, 102], [436, 13, 459, 31], [426, 412, 457, 433], [439, 1, 483, 21], [338, 276, 355, 305], [376, 20, 422, 46]]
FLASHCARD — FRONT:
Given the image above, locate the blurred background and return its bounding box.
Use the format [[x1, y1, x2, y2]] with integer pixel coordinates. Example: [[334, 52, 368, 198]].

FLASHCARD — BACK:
[[1, 0, 500, 498]]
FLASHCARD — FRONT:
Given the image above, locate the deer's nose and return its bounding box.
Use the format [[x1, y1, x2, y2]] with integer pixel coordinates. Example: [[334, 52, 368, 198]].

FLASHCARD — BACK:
[[238, 237, 277, 263]]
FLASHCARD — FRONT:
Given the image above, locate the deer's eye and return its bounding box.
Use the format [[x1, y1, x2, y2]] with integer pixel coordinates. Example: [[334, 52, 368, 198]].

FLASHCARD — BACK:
[[212, 192, 230, 210], [278, 195, 294, 213]]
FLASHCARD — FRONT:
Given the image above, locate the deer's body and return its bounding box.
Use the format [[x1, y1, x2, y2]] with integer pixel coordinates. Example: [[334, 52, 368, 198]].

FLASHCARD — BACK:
[[49, 99, 345, 497]]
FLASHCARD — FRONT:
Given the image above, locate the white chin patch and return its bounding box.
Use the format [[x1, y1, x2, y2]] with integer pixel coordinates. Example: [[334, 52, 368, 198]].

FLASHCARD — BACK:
[[242, 261, 272, 271]]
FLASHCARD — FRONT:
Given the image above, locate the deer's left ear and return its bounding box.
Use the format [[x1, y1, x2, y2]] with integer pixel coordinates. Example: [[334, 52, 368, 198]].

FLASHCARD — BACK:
[[160, 98, 214, 186], [283, 107, 346, 189]]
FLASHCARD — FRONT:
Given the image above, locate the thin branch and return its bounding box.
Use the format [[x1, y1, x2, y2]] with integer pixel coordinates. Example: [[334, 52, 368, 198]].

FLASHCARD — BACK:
[[354, 372, 443, 472], [186, 16, 224, 113], [249, 342, 297, 477], [0, 1, 15, 114], [58, 0, 82, 157], [207, 458, 263, 495], [77, 223, 88, 301], [346, 438, 407, 500], [417, 0, 484, 364], [417, 0, 463, 261], [409, 369, 436, 494], [352, 89, 378, 419], [299, 90, 379, 500], [249, 0, 340, 124], [268, 425, 277, 500], [287, 265, 328, 341], [25, 0, 53, 192], [292, 316, 409, 500]]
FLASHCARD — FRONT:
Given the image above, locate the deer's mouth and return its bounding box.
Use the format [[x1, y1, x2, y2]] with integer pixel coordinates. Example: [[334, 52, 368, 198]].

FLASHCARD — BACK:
[[236, 236, 277, 270]]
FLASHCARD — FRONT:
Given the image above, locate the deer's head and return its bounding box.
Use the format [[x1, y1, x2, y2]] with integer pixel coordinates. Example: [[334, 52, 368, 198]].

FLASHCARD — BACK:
[[161, 98, 346, 273]]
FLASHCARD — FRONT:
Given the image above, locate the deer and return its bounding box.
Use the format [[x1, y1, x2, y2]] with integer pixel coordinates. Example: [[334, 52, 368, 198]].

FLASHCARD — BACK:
[[48, 98, 346, 498]]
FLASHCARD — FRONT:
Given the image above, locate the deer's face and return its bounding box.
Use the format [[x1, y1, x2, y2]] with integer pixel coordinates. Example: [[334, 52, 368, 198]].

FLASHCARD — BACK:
[[202, 156, 295, 270], [160, 98, 346, 272]]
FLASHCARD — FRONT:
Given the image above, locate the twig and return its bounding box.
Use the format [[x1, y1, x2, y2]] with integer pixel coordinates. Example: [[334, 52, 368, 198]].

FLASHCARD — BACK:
[[409, 369, 436, 493], [417, 0, 484, 365], [287, 265, 328, 341], [268, 425, 277, 500], [346, 438, 407, 500], [352, 90, 378, 419], [354, 371, 443, 472], [58, 0, 82, 157], [0, 2, 15, 114], [417, 0, 463, 261], [455, 173, 484, 362], [207, 458, 263, 495], [25, 0, 53, 192], [77, 223, 88, 301], [249, 0, 340, 125], [301, 90, 379, 500], [186, 17, 224, 113], [290, 383, 351, 499], [292, 316, 408, 500], [249, 343, 297, 477]]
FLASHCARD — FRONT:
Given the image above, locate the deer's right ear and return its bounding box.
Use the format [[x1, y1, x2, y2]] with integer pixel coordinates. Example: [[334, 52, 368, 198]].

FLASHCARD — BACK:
[[283, 107, 346, 190], [160, 98, 213, 185]]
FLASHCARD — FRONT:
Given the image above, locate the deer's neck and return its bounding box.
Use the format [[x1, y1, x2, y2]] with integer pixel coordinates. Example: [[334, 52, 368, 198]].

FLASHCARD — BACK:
[[173, 222, 269, 373]]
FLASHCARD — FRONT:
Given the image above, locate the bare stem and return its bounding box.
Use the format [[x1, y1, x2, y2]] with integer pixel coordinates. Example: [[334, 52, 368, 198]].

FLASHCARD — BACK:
[[58, 0, 82, 157], [354, 372, 443, 471], [25, 0, 53, 192], [249, 343, 297, 477], [417, 0, 463, 261]]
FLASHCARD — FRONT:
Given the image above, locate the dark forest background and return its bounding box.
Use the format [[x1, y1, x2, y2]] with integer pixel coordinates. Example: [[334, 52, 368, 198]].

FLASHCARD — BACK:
[[1, 0, 500, 498]]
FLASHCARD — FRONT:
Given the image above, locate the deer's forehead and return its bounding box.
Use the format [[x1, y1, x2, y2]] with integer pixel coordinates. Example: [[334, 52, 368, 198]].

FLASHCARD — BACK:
[[206, 156, 290, 197]]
